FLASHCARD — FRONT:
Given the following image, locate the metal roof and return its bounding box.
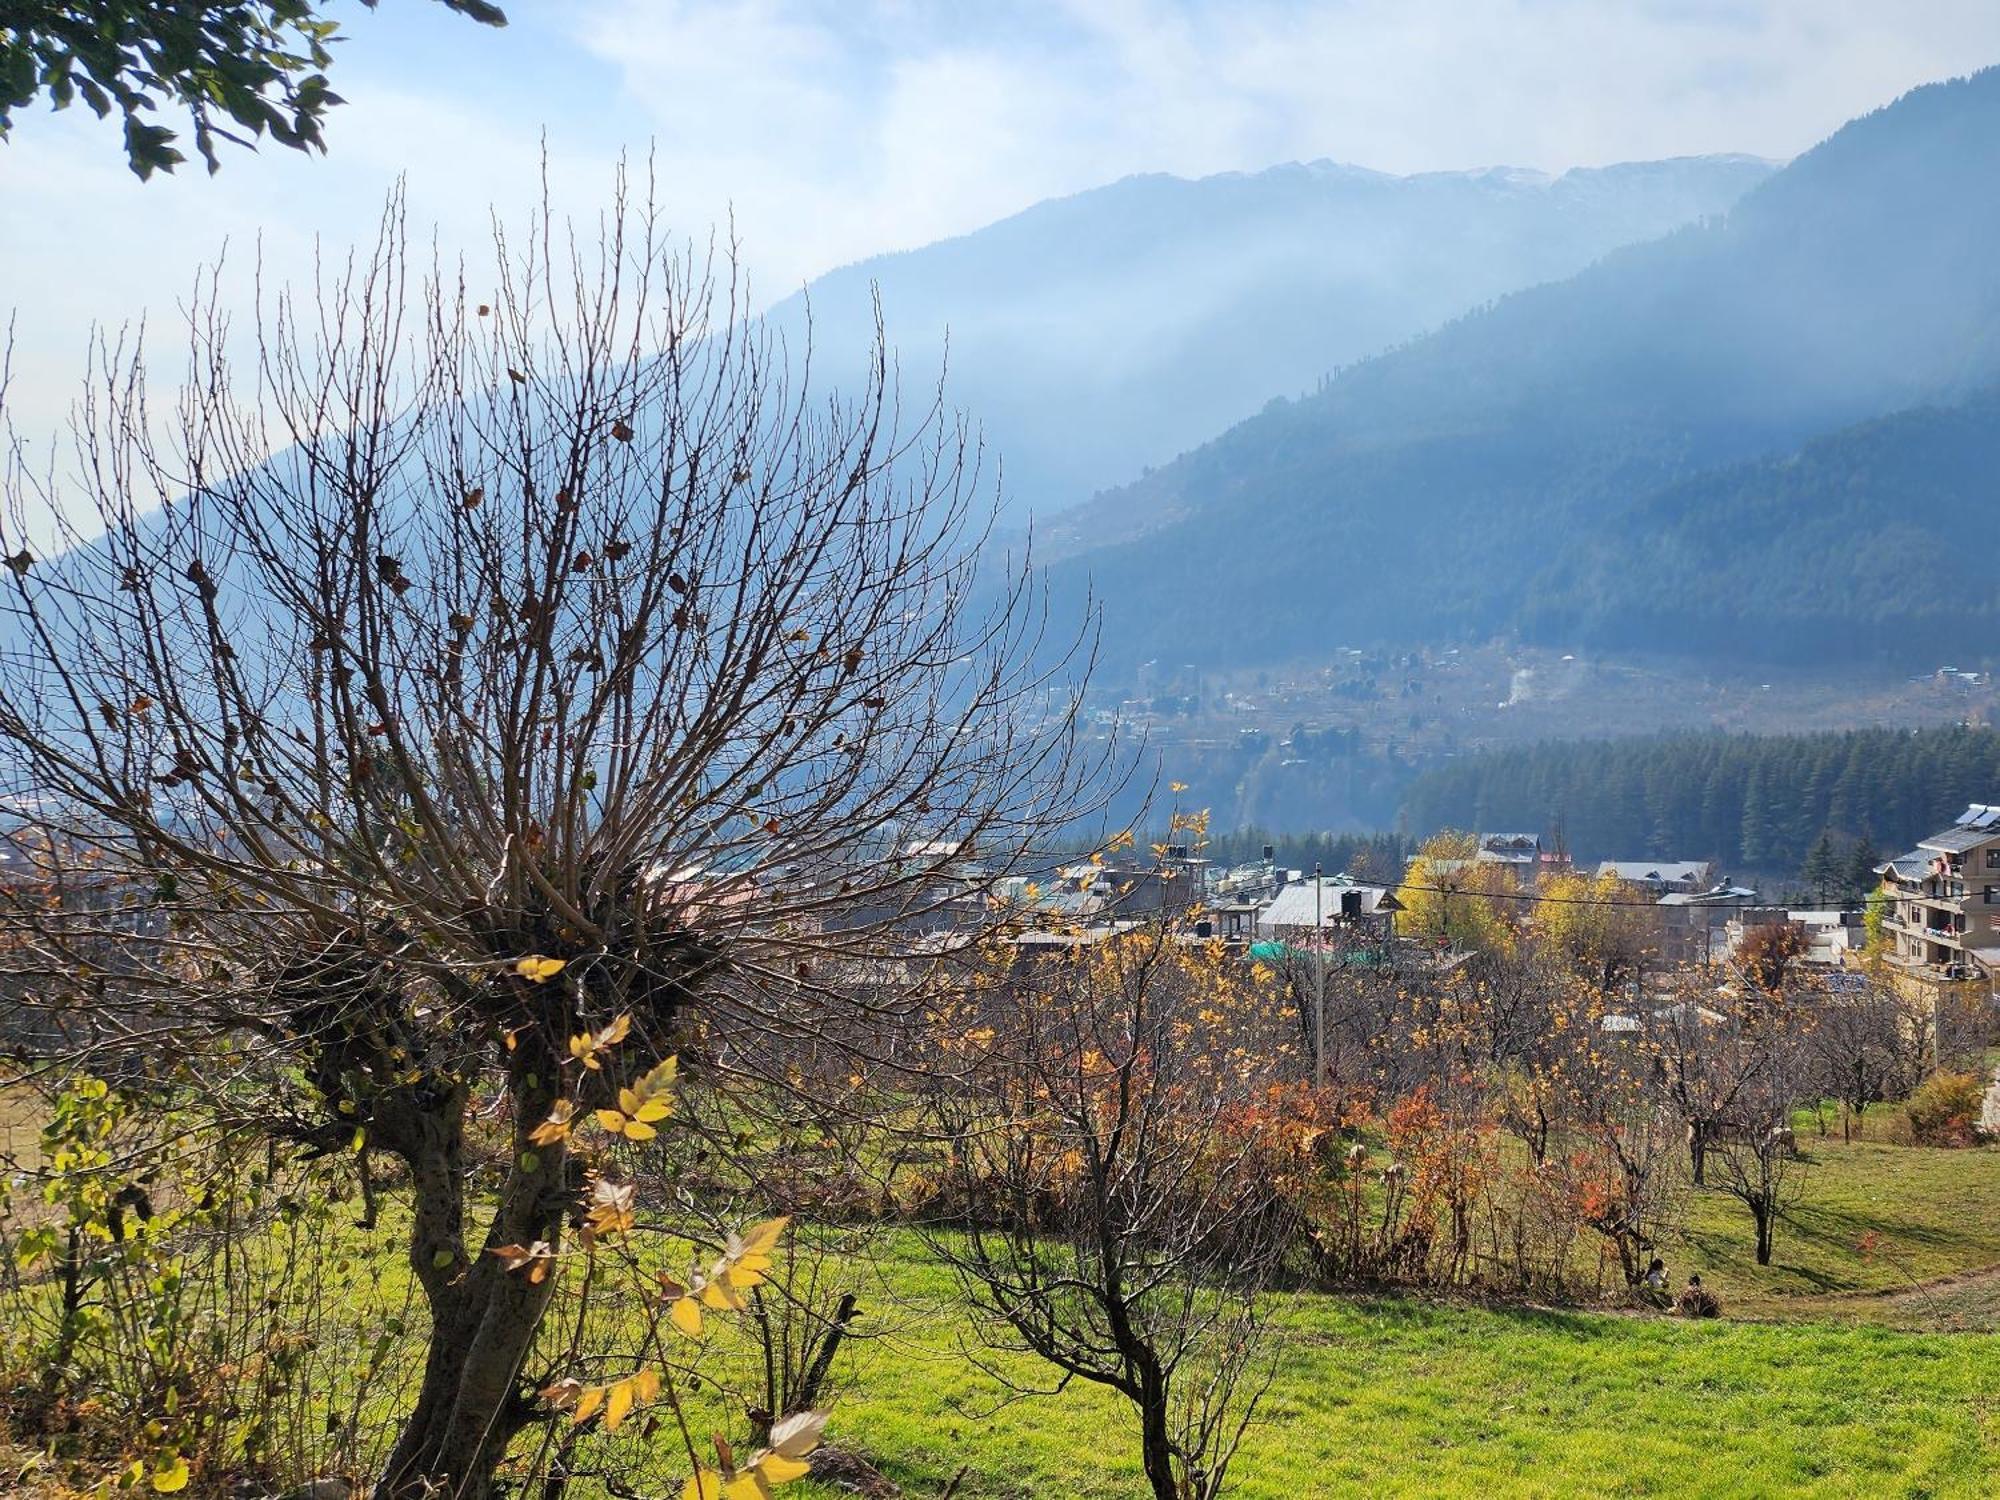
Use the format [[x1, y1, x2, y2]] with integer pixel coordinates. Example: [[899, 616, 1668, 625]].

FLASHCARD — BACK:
[[1598, 861, 1708, 884], [1878, 848, 1930, 881], [1259, 878, 1401, 930], [1918, 825, 1996, 853]]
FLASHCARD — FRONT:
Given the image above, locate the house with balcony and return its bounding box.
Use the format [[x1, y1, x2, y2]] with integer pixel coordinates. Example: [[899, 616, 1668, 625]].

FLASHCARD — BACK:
[[1876, 803, 2000, 981]]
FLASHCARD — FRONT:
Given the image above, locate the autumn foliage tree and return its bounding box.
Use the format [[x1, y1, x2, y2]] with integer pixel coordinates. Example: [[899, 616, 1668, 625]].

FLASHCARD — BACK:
[[0, 178, 1103, 1497], [921, 930, 1302, 1500], [1395, 831, 1518, 957]]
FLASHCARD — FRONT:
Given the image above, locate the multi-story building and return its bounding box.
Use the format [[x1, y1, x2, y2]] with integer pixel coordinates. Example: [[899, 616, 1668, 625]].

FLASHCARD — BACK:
[[1876, 803, 2000, 979], [1596, 860, 1713, 895]]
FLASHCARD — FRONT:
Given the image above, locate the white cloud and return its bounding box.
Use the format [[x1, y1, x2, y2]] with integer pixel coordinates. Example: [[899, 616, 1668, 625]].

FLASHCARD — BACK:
[[572, 0, 2000, 283]]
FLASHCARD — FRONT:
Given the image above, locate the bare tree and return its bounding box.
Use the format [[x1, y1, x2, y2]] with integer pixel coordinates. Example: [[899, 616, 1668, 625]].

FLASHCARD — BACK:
[[1649, 983, 1790, 1188], [0, 175, 1106, 1498], [920, 930, 1297, 1500], [1708, 1029, 1813, 1269], [1806, 978, 1918, 1141], [1650, 985, 1812, 1266]]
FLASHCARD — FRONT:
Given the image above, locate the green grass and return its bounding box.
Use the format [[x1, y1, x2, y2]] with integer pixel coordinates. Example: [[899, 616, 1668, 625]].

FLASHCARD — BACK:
[[822, 1243, 1999, 1499], [1673, 1131, 2000, 1324], [805, 1133, 2000, 1498]]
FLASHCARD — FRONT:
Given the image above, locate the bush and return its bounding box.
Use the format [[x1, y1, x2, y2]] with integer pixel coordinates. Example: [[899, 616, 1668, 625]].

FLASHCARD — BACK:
[[1675, 1281, 1722, 1318], [1904, 1070, 1987, 1147]]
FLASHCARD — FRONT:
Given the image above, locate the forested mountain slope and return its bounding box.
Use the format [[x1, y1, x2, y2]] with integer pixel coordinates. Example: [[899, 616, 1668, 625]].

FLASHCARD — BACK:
[[1045, 67, 2000, 670], [1524, 389, 2000, 660], [1399, 725, 2000, 873]]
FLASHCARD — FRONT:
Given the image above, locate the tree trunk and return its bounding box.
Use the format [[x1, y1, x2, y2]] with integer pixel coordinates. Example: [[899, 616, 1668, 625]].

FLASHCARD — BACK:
[[1752, 1201, 1774, 1267], [375, 1063, 570, 1500], [1137, 1362, 1179, 1500], [1687, 1123, 1707, 1187]]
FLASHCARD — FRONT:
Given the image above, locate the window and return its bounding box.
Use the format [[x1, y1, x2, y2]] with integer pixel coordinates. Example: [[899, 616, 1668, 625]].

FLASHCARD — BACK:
[[1986, 848, 2000, 869]]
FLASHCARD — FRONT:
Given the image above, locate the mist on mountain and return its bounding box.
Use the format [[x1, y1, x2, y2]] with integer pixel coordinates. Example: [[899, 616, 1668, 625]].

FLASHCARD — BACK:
[[757, 153, 1773, 523]]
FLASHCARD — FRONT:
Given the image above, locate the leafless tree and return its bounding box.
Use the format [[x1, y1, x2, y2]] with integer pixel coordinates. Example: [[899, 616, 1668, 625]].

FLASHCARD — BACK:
[[1708, 1035, 1813, 1268], [1648, 982, 1793, 1188], [1649, 984, 1812, 1265], [0, 173, 1109, 1498], [1806, 978, 1918, 1141], [919, 931, 1296, 1500]]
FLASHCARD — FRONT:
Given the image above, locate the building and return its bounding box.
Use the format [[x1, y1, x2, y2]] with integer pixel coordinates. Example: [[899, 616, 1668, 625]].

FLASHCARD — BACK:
[[1876, 803, 2000, 980], [1787, 909, 1864, 967], [1476, 833, 1542, 874], [1257, 875, 1402, 945], [1653, 882, 1770, 964], [1597, 860, 1713, 895]]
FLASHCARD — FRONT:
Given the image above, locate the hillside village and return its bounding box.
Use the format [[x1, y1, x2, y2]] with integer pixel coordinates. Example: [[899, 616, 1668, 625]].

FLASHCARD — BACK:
[[5, 21, 2000, 1499]]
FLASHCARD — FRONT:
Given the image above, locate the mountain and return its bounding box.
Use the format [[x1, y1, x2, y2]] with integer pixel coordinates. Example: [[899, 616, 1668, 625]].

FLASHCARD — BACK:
[[1524, 387, 2000, 662], [1043, 67, 2000, 671], [758, 154, 1774, 521]]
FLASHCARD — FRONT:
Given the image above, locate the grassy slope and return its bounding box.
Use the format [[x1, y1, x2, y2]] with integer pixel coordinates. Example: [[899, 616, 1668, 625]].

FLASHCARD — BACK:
[[818, 1133, 2000, 1498], [830, 1247, 1998, 1500], [1676, 1129, 2000, 1323], [3, 1095, 1995, 1497]]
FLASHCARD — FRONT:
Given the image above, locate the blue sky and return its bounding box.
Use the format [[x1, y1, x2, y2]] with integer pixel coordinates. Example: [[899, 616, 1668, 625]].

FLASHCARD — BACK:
[[3, 0, 1999, 454]]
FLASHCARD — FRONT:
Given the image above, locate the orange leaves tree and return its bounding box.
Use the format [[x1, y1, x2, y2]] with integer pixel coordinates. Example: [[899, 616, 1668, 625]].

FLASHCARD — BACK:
[[0, 177, 1104, 1498], [918, 930, 1301, 1500]]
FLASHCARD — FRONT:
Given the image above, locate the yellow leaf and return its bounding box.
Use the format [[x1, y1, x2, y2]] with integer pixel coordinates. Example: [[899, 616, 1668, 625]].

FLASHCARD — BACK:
[[620, 1118, 658, 1142], [721, 1475, 768, 1500], [683, 1472, 723, 1500], [528, 1101, 576, 1145], [151, 1457, 190, 1493], [737, 1216, 789, 1258], [603, 1377, 634, 1432], [630, 1368, 662, 1402], [595, 1108, 628, 1132], [755, 1453, 811, 1483], [516, 955, 567, 983], [701, 1279, 745, 1311], [669, 1295, 703, 1337], [572, 1386, 605, 1425], [569, 1013, 634, 1070]]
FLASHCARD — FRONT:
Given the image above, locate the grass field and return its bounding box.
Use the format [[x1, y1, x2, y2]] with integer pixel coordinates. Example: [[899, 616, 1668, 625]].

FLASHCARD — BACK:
[[805, 1130, 2000, 1498], [825, 1252, 1999, 1498], [1674, 1127, 2000, 1325], [2, 1092, 1995, 1497]]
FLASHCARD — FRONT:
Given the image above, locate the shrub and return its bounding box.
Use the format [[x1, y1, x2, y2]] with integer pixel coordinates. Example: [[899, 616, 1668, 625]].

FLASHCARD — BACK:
[[1675, 1281, 1721, 1319], [1904, 1070, 1987, 1147]]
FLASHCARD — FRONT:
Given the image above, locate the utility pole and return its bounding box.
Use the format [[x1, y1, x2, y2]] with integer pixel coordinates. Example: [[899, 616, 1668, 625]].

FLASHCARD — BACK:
[[1314, 861, 1328, 1090]]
